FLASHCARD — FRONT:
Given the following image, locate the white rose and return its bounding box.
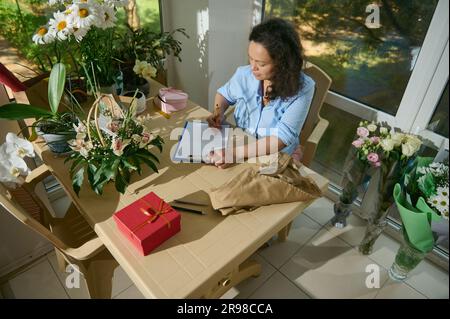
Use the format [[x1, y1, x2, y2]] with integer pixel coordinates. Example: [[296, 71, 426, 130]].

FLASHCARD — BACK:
[[367, 124, 377, 132], [402, 142, 416, 157], [391, 132, 405, 147], [406, 135, 422, 149], [380, 127, 388, 134], [380, 138, 395, 151]]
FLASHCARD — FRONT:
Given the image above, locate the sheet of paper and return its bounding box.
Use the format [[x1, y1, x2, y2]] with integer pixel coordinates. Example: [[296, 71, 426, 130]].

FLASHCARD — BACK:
[[172, 120, 230, 163]]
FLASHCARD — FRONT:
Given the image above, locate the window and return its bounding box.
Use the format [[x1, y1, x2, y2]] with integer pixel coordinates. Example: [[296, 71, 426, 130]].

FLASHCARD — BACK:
[[427, 84, 449, 138]]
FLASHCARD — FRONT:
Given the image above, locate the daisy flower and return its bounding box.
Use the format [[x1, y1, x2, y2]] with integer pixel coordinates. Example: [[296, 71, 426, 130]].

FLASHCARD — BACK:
[[96, 4, 117, 29], [49, 11, 74, 41], [69, 3, 98, 29], [32, 24, 56, 44]]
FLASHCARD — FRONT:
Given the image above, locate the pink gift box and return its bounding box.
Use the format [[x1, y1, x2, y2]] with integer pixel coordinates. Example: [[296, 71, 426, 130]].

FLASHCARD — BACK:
[[155, 87, 188, 113]]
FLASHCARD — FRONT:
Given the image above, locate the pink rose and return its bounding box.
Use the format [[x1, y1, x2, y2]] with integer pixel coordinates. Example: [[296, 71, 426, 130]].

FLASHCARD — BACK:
[[352, 139, 364, 148], [367, 152, 379, 163], [370, 136, 380, 144], [357, 127, 369, 138]]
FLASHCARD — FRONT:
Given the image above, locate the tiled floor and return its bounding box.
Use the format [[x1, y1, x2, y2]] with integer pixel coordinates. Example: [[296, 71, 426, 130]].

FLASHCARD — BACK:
[[0, 196, 448, 299]]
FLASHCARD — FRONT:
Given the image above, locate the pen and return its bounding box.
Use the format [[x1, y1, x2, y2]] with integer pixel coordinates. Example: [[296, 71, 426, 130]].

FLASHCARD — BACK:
[[170, 204, 205, 215]]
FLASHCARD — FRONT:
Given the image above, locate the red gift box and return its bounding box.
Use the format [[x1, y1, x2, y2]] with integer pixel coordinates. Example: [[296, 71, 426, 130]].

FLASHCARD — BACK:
[[113, 192, 181, 256]]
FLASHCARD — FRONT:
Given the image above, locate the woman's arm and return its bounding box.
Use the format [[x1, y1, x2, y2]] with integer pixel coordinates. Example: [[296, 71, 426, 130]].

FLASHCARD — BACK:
[[207, 93, 230, 128], [209, 135, 286, 169]]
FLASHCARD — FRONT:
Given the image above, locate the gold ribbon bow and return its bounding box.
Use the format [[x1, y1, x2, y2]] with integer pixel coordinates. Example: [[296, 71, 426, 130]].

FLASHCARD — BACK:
[[131, 197, 173, 233]]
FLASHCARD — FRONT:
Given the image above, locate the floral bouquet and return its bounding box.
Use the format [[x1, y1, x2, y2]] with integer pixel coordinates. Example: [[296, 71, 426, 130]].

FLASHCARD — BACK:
[[32, 0, 127, 86], [65, 94, 164, 196], [0, 133, 35, 188], [389, 158, 449, 281]]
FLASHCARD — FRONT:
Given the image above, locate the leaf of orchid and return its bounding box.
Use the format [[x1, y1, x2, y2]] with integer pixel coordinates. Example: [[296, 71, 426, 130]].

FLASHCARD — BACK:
[[87, 164, 97, 188], [137, 149, 159, 163], [0, 104, 53, 120], [72, 167, 84, 197], [136, 153, 158, 173], [115, 169, 127, 194], [122, 158, 138, 171], [48, 63, 66, 114]]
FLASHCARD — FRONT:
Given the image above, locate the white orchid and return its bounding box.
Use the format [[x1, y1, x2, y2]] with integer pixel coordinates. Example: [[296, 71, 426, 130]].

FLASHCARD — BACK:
[[111, 138, 130, 156], [0, 134, 35, 186]]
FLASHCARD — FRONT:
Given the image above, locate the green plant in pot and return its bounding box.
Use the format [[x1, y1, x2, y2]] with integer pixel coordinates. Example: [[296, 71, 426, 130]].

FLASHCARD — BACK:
[[0, 63, 80, 154]]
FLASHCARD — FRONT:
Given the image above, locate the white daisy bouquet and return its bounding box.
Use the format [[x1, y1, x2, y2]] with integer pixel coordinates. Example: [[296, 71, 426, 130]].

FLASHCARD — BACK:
[[32, 0, 127, 85]]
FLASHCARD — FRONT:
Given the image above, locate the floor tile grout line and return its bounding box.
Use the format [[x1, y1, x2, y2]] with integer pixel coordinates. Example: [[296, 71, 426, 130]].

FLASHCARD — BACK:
[[46, 253, 72, 299], [276, 269, 313, 299], [243, 267, 278, 299]]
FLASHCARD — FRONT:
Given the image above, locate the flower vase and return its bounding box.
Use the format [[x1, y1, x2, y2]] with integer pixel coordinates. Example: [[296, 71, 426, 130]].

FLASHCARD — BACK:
[[331, 150, 370, 228], [388, 238, 427, 281], [358, 159, 402, 255]]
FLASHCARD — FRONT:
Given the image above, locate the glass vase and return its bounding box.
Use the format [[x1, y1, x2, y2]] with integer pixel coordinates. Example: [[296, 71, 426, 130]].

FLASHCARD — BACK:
[[389, 240, 427, 281]]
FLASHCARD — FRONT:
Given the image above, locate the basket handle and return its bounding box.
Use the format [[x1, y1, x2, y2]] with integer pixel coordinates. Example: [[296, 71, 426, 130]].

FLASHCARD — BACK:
[[86, 94, 125, 147]]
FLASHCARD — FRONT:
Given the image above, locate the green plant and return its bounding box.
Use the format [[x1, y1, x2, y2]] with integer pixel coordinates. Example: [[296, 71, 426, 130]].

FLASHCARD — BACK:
[[115, 25, 189, 71], [0, 63, 79, 136], [65, 93, 164, 196]]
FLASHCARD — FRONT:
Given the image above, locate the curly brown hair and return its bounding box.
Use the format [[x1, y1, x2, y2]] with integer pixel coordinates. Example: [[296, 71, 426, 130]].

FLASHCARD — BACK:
[[249, 18, 305, 101]]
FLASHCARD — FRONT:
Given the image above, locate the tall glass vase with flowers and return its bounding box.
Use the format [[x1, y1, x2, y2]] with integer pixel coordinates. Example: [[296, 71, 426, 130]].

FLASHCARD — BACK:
[[331, 121, 423, 254], [389, 158, 448, 281]]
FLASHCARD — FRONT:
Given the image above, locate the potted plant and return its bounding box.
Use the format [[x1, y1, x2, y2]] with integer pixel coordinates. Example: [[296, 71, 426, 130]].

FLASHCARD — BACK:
[[0, 63, 80, 154], [115, 25, 189, 87]]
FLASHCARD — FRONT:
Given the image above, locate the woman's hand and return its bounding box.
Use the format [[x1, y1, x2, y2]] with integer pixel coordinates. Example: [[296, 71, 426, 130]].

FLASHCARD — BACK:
[[206, 112, 223, 129], [206, 148, 232, 169]]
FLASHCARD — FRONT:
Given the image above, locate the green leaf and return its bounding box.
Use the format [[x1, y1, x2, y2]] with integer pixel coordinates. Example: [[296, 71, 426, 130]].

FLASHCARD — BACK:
[[122, 158, 138, 171], [87, 164, 97, 188], [72, 167, 85, 197], [48, 63, 66, 114], [137, 149, 160, 164], [0, 104, 53, 120], [115, 169, 127, 194], [136, 153, 159, 173]]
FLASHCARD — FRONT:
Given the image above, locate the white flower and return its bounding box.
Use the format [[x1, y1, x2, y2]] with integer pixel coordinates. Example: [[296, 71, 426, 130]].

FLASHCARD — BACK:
[[133, 60, 148, 75], [69, 3, 98, 29], [105, 0, 129, 8], [139, 131, 154, 148], [141, 64, 157, 79], [111, 138, 130, 156], [428, 194, 449, 219], [401, 142, 417, 157], [380, 127, 388, 135], [5, 133, 35, 159], [380, 138, 395, 152], [68, 139, 93, 158], [390, 132, 405, 147], [32, 24, 56, 44], [73, 122, 87, 140], [437, 186, 449, 198], [367, 124, 377, 132], [0, 143, 31, 186], [405, 134, 422, 150], [96, 4, 117, 29], [49, 11, 74, 41]]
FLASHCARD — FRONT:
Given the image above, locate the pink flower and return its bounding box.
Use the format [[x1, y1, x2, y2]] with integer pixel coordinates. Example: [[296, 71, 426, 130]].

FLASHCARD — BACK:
[[357, 127, 369, 138], [367, 152, 379, 163], [373, 161, 381, 167], [370, 136, 380, 144], [352, 139, 364, 148]]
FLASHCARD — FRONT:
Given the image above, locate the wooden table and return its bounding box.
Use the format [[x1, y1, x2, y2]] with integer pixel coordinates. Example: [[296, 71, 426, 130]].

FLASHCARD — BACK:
[[34, 79, 329, 298]]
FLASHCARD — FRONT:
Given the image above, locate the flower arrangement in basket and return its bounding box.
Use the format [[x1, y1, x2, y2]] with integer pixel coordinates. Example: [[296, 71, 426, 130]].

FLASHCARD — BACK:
[[65, 93, 164, 196]]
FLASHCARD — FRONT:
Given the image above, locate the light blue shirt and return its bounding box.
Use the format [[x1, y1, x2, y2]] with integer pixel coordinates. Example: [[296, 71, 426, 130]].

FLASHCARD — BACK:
[[217, 65, 315, 155]]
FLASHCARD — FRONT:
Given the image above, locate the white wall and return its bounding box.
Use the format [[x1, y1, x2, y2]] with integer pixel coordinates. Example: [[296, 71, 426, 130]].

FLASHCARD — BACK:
[[161, 0, 263, 110]]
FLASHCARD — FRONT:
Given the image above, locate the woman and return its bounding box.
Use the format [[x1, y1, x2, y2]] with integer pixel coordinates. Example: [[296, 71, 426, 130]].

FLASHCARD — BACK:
[[207, 18, 315, 168]]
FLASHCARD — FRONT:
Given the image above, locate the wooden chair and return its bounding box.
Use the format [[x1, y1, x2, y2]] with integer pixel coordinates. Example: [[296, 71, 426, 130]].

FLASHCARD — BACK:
[[0, 165, 118, 299], [224, 62, 331, 167]]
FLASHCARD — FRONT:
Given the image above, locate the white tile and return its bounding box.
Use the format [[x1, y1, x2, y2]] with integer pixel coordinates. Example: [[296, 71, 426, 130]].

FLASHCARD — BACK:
[[114, 285, 145, 299], [234, 254, 277, 299], [249, 272, 310, 299], [280, 229, 388, 299], [405, 260, 449, 299], [50, 195, 72, 218], [47, 251, 133, 298], [367, 234, 400, 269], [303, 197, 335, 226], [6, 259, 68, 299], [258, 214, 322, 268], [325, 214, 368, 247], [375, 279, 427, 299], [111, 265, 134, 297], [220, 287, 240, 299], [47, 252, 90, 299]]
